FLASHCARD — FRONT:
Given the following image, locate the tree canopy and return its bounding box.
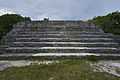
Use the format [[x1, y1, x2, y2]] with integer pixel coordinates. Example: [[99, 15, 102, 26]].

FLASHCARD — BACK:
[[0, 14, 31, 40], [88, 11, 120, 35]]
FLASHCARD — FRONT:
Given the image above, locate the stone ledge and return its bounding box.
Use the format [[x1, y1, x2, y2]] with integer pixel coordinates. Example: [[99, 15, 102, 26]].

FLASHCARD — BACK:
[[0, 53, 120, 58]]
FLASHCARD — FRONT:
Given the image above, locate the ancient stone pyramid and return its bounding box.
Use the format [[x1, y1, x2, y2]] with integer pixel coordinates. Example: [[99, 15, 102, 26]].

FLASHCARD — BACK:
[[0, 21, 120, 57]]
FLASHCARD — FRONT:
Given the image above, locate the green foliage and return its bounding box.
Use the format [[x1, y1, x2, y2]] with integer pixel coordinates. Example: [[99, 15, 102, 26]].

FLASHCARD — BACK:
[[0, 14, 31, 40], [86, 56, 98, 62], [44, 18, 49, 21], [88, 11, 120, 35]]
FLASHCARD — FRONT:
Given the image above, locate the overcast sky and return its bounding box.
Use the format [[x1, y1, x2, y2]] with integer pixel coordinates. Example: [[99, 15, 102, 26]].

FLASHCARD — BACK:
[[0, 0, 120, 20]]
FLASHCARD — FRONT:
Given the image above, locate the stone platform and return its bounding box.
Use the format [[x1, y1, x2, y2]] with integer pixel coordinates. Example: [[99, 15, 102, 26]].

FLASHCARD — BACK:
[[0, 21, 120, 58]]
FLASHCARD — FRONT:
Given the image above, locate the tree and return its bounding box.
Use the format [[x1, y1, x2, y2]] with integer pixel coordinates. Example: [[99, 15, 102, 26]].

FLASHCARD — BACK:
[[0, 14, 31, 40], [88, 11, 120, 35]]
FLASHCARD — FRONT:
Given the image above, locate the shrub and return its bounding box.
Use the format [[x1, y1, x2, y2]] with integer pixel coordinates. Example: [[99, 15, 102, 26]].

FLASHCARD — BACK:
[[88, 11, 120, 35], [86, 55, 98, 62], [0, 14, 31, 40], [44, 18, 49, 21]]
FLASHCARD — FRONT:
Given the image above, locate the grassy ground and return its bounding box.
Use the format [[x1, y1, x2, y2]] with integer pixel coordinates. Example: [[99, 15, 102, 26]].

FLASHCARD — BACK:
[[0, 59, 120, 80]]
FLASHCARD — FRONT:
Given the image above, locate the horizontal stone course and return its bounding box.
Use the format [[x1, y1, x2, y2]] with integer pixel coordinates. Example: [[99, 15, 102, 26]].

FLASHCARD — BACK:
[[1, 53, 120, 58], [0, 21, 120, 56], [8, 34, 115, 38], [9, 42, 119, 47], [12, 38, 114, 42], [5, 47, 120, 53]]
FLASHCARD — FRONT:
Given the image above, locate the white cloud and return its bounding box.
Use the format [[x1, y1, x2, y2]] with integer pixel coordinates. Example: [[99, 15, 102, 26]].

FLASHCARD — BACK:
[[0, 8, 15, 16], [0, 0, 120, 20]]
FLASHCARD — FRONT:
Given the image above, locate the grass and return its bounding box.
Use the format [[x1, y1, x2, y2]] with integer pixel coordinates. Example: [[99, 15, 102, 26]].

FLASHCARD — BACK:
[[0, 59, 120, 80]]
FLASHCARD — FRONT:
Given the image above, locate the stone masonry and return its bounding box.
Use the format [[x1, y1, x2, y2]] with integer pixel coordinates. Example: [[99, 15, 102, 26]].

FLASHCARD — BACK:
[[0, 20, 120, 57]]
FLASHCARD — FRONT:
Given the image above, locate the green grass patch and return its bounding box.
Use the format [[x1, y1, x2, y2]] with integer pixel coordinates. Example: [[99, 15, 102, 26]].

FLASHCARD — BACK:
[[0, 59, 120, 80]]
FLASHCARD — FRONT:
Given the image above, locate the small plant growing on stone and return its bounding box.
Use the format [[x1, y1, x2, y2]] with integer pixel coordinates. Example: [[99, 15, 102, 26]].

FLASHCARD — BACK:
[[44, 18, 49, 21], [87, 55, 98, 62]]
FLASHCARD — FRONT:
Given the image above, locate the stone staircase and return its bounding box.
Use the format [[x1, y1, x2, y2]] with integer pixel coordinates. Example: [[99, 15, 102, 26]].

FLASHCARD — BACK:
[[0, 21, 120, 57]]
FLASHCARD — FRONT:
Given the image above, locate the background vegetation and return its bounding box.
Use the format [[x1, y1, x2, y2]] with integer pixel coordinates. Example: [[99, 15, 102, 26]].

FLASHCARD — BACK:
[[0, 11, 120, 40], [0, 14, 31, 40], [88, 11, 120, 35]]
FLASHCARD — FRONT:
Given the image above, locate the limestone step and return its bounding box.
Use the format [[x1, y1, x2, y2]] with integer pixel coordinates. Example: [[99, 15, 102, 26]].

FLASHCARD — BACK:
[[9, 34, 115, 38], [12, 31, 104, 34], [1, 53, 120, 58], [14, 25, 100, 28], [12, 38, 114, 42], [14, 22, 99, 27], [13, 29, 101, 32], [9, 42, 119, 47], [14, 25, 100, 29], [14, 23, 99, 28], [4, 47, 120, 53], [14, 28, 101, 31], [3, 38, 114, 43]]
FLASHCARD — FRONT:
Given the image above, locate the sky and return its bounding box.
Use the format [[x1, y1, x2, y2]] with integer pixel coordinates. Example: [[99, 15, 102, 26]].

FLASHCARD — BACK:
[[0, 0, 120, 20]]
